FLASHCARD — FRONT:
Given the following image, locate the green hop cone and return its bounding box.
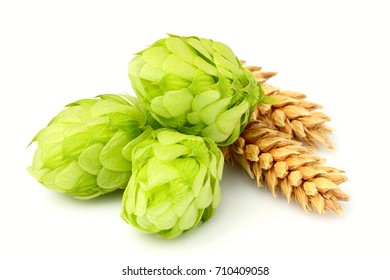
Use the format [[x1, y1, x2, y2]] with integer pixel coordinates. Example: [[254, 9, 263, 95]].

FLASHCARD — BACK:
[[121, 128, 224, 239], [128, 34, 264, 146], [28, 94, 147, 199]]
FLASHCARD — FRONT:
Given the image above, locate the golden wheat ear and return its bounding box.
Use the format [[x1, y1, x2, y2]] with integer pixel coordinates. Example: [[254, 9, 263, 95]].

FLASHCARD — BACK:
[[241, 61, 333, 150], [221, 121, 348, 215]]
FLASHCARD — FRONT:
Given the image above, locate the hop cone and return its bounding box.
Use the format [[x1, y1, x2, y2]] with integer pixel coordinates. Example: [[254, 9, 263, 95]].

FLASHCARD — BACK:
[[121, 129, 223, 239], [128, 34, 264, 146], [28, 94, 147, 199]]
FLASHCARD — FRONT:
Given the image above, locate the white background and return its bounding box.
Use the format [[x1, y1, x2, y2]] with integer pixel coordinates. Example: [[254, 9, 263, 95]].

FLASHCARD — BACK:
[[1, 0, 389, 279]]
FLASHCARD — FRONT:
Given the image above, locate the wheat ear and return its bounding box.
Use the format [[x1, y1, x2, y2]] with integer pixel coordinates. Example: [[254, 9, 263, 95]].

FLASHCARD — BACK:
[[242, 61, 333, 149], [221, 121, 349, 215]]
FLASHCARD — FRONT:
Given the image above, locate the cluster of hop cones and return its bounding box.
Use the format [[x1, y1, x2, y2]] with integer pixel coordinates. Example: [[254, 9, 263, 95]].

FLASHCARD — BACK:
[[221, 62, 349, 215]]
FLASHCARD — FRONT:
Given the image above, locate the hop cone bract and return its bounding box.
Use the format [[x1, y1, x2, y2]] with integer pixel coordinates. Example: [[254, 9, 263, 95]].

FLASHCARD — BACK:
[[129, 34, 264, 146], [121, 129, 223, 238], [28, 94, 147, 199]]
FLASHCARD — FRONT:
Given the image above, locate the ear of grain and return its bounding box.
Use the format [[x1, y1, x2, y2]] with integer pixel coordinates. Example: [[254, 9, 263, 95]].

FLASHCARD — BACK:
[[221, 121, 348, 215], [241, 61, 334, 150]]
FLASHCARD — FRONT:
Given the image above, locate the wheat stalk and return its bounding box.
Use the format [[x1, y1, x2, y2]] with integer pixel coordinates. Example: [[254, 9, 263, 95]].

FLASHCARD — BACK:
[[221, 121, 349, 215], [242, 61, 333, 149]]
